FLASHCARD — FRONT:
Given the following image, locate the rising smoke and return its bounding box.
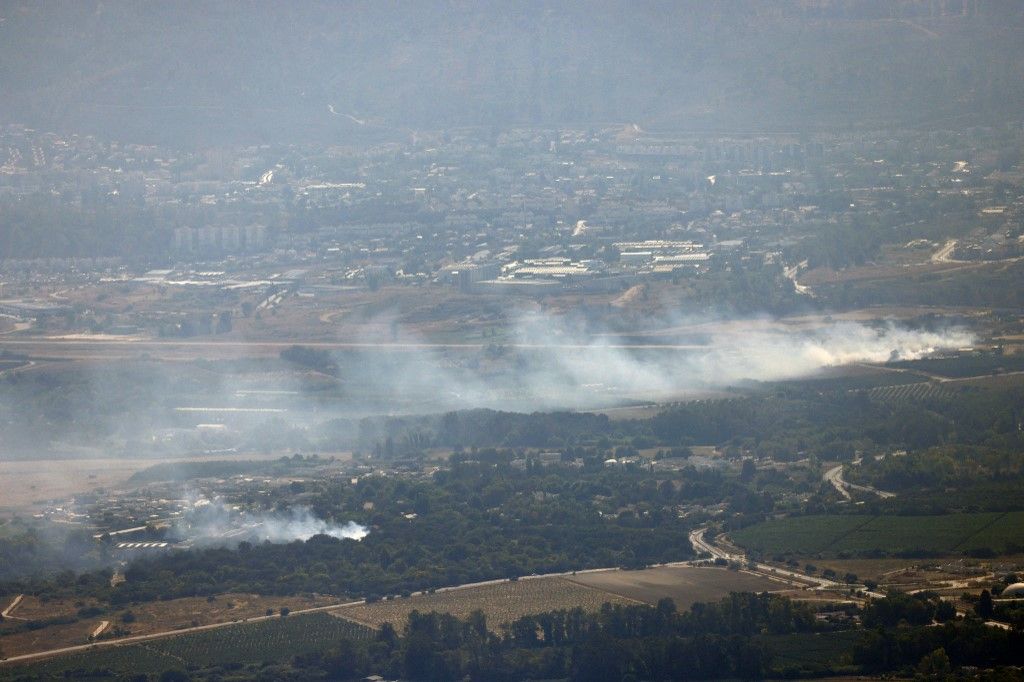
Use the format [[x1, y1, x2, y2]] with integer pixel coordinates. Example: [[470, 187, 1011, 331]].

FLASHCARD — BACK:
[[0, 311, 978, 461], [513, 316, 976, 401], [339, 313, 976, 410], [176, 497, 368, 547]]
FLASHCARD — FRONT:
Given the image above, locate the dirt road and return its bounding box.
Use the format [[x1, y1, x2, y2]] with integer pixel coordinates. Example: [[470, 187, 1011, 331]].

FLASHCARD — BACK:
[[1, 595, 24, 619], [931, 239, 958, 263]]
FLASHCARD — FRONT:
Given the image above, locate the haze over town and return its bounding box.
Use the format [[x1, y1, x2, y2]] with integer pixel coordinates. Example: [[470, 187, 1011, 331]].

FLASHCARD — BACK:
[[1, 2, 1023, 680]]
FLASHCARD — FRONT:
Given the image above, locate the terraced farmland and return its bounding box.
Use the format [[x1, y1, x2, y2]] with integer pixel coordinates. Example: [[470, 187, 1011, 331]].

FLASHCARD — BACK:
[[730, 512, 1023, 558]]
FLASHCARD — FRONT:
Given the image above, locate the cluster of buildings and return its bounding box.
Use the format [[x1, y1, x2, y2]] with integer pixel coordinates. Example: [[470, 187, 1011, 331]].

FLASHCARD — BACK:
[[0, 120, 1022, 308], [172, 224, 268, 255], [452, 240, 714, 294]]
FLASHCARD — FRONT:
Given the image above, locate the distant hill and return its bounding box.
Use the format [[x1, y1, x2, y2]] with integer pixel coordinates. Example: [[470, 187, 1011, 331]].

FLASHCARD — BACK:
[[1, 0, 1022, 144]]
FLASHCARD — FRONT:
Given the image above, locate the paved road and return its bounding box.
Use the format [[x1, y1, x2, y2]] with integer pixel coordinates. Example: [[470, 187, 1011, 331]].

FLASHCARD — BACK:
[[0, 564, 637, 666], [689, 527, 872, 594], [689, 527, 741, 562], [783, 261, 814, 297], [0, 337, 710, 362], [3, 526, 947, 667], [824, 464, 896, 500], [0, 598, 366, 665]]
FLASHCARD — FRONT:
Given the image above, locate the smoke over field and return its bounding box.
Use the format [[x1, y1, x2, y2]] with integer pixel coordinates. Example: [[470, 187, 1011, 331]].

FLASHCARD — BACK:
[[504, 315, 975, 402], [335, 314, 976, 411], [0, 312, 977, 463]]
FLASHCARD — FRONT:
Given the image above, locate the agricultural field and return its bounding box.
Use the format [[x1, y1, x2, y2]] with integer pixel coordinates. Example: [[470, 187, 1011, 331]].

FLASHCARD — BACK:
[[865, 381, 952, 402], [729, 516, 871, 557], [0, 612, 372, 678], [0, 593, 335, 659], [758, 630, 862, 675], [151, 612, 372, 665], [111, 592, 335, 639], [564, 566, 784, 608], [730, 512, 1024, 558], [796, 557, 932, 584], [0, 619, 98, 664], [334, 576, 634, 631], [890, 352, 1024, 379], [2, 643, 181, 680], [775, 369, 925, 393], [959, 511, 1024, 553]]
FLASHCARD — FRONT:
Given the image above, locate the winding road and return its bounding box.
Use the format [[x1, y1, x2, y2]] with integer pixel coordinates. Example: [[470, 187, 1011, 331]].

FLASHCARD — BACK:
[[688, 527, 854, 592], [824, 464, 896, 500], [690, 526, 900, 600]]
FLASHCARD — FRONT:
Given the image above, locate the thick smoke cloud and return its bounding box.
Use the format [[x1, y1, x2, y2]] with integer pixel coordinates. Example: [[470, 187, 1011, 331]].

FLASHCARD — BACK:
[[175, 498, 368, 547], [339, 313, 976, 410], [0, 310, 978, 461], [514, 316, 975, 400]]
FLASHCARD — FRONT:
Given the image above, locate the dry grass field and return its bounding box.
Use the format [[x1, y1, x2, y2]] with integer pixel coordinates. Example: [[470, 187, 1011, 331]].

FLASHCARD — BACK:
[[805, 557, 928, 583], [0, 458, 148, 510], [333, 576, 635, 631], [564, 566, 785, 608], [0, 619, 97, 659], [0, 592, 335, 658], [0, 450, 299, 512], [332, 567, 792, 632], [116, 593, 334, 636]]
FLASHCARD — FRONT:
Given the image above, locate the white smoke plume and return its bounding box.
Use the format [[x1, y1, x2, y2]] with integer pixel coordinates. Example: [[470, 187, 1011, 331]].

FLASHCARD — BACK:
[[0, 310, 979, 462], [332, 313, 976, 411], [176, 497, 368, 547], [257, 508, 368, 543], [526, 317, 976, 391], [453, 314, 975, 406]]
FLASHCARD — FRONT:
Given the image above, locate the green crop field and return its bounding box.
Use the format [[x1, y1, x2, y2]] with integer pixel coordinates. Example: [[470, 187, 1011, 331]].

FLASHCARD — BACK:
[[1, 612, 373, 679], [759, 630, 862, 675], [731, 512, 1024, 558], [957, 511, 1024, 553], [729, 516, 871, 556]]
